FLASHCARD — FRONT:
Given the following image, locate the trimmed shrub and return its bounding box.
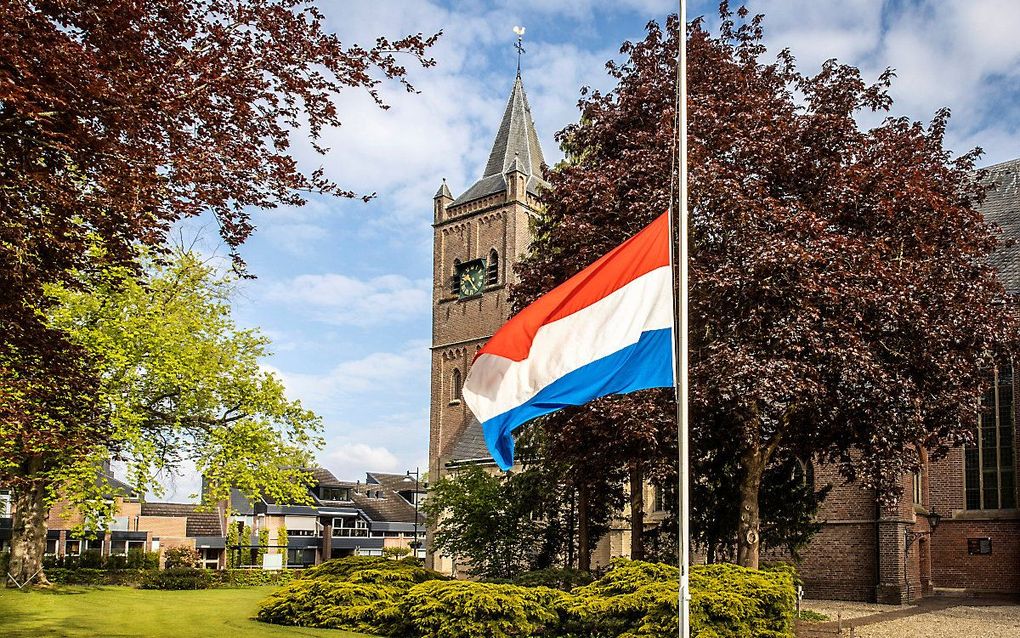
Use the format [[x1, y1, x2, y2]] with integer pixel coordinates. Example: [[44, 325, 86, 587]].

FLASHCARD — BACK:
[[163, 546, 200, 569], [213, 568, 299, 587], [257, 556, 446, 635], [45, 568, 150, 586], [514, 567, 594, 591], [401, 580, 568, 638], [689, 563, 796, 638], [570, 559, 796, 638], [571, 560, 681, 638], [255, 556, 795, 638], [141, 567, 212, 590]]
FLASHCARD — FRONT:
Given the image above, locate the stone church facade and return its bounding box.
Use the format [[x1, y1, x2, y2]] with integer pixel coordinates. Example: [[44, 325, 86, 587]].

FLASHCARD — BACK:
[[426, 67, 1020, 596]]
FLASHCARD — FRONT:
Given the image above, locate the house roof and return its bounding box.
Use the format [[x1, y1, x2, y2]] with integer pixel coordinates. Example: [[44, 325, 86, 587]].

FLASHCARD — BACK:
[[140, 502, 223, 537], [351, 488, 424, 526], [450, 74, 548, 208], [366, 472, 425, 494], [978, 157, 1020, 293]]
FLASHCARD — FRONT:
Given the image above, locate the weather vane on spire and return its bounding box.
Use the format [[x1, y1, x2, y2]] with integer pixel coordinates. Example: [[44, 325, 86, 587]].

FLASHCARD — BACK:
[[513, 26, 526, 75]]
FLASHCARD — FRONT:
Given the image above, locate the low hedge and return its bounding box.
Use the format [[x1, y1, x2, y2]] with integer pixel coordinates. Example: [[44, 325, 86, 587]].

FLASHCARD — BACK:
[[256, 556, 796, 638], [213, 568, 300, 588], [45, 568, 151, 586], [141, 567, 212, 590]]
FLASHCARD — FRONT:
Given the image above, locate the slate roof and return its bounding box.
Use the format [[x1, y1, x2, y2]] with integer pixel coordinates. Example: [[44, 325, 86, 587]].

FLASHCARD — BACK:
[[366, 472, 425, 495], [140, 502, 223, 537], [352, 489, 424, 525], [447, 416, 494, 465], [978, 158, 1020, 293], [307, 467, 346, 488], [450, 74, 548, 208]]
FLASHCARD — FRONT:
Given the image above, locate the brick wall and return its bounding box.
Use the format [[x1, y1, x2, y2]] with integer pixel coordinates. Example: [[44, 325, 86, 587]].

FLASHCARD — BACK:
[[931, 519, 1020, 592]]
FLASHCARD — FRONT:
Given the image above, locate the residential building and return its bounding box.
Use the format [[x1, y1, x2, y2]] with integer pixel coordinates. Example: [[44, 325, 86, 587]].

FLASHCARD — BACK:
[[0, 466, 424, 569], [228, 468, 426, 567]]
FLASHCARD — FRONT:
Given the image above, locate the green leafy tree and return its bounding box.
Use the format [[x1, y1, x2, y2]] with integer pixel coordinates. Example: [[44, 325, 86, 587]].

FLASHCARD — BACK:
[[226, 523, 240, 569], [423, 466, 550, 580], [258, 528, 270, 567], [241, 523, 253, 566], [277, 525, 289, 566], [1, 0, 436, 587], [5, 251, 322, 584]]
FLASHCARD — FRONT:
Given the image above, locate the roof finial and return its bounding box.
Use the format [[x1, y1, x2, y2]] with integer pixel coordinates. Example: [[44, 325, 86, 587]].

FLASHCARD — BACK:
[[513, 26, 526, 76]]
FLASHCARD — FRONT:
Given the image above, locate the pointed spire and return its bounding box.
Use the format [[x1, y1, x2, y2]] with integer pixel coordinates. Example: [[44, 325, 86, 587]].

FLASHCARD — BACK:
[[434, 178, 452, 199], [448, 74, 548, 208], [504, 153, 525, 176], [482, 74, 545, 180]]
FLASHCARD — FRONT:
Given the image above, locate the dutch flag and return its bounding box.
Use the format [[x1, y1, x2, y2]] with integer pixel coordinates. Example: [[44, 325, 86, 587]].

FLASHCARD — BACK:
[[462, 212, 675, 470]]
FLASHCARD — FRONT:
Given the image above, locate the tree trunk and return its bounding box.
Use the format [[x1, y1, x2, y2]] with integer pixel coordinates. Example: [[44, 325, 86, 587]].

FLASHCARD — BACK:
[[566, 487, 575, 569], [577, 482, 591, 572], [7, 478, 50, 587], [736, 443, 765, 569], [629, 462, 644, 561]]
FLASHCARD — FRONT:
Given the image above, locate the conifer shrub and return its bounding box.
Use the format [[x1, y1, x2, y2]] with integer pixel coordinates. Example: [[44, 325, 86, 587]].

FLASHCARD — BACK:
[[255, 555, 795, 638], [256, 556, 446, 635], [688, 563, 796, 638], [514, 567, 594, 591], [401, 580, 569, 638]]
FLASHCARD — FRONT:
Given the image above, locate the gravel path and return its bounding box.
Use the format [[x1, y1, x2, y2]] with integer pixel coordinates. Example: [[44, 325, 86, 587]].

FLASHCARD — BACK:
[[798, 598, 1020, 637], [854, 605, 1020, 638]]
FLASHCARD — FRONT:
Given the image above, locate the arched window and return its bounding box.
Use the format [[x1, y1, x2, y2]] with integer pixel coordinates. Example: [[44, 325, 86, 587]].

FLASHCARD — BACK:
[[451, 369, 462, 402], [487, 249, 499, 286], [451, 259, 461, 296]]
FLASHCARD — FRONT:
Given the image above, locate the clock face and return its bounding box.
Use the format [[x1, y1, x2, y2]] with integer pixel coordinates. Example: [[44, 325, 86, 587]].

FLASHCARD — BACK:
[[457, 259, 487, 298]]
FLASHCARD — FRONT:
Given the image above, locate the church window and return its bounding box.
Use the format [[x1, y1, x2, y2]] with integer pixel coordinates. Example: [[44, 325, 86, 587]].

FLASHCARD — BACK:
[[912, 471, 922, 505], [653, 485, 665, 513], [965, 364, 1016, 510], [451, 259, 461, 296], [451, 369, 462, 403], [487, 249, 499, 286]]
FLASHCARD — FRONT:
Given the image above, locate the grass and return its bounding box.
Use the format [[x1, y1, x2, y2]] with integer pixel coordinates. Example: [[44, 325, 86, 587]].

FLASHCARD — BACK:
[[0, 585, 376, 638]]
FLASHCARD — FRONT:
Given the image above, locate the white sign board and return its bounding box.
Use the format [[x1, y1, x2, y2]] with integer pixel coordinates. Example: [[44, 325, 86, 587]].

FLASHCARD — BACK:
[[262, 553, 284, 571]]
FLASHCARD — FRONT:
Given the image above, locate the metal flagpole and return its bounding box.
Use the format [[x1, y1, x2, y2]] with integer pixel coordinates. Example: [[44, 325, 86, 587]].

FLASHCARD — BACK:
[[667, 2, 691, 636]]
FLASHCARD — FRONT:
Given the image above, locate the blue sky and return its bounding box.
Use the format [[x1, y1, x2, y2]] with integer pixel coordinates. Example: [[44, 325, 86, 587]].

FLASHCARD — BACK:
[[164, 0, 1020, 498]]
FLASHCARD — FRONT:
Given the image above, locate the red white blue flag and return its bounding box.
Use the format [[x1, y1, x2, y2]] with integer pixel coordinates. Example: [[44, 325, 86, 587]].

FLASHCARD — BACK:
[[462, 213, 674, 470]]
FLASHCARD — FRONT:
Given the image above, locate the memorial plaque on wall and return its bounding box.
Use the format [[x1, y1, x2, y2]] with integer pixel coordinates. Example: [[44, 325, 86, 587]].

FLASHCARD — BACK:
[[967, 537, 992, 555]]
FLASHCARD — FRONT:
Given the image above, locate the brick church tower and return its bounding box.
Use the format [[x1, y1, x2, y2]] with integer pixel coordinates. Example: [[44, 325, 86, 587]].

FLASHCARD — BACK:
[[427, 73, 546, 568]]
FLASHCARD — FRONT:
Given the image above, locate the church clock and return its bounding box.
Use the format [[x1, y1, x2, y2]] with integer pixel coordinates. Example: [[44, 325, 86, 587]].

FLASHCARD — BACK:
[[456, 259, 487, 298]]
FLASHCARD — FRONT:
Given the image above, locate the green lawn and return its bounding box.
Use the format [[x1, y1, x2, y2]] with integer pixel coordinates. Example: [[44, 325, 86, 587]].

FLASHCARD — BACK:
[[0, 585, 375, 638]]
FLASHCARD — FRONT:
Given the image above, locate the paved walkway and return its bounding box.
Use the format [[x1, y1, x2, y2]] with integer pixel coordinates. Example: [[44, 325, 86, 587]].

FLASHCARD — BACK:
[[796, 595, 1020, 637]]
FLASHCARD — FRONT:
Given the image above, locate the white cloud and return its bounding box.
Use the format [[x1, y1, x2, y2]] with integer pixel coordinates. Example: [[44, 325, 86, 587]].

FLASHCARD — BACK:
[[266, 341, 430, 405], [324, 441, 401, 477], [265, 273, 431, 326]]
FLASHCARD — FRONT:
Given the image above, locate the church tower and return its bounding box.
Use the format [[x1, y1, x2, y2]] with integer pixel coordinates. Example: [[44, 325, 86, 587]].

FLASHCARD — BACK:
[[428, 73, 546, 505]]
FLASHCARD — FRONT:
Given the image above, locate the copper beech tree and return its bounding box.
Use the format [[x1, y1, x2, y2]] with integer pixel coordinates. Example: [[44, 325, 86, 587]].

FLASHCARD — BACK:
[[513, 6, 1020, 569], [0, 0, 437, 585]]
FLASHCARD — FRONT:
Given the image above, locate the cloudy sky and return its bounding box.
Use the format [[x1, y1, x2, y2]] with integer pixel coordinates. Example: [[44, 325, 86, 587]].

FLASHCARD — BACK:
[[164, 0, 1020, 498]]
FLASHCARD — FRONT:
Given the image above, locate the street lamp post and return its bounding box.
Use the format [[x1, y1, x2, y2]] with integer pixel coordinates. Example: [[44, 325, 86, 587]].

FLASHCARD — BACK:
[[406, 468, 422, 559]]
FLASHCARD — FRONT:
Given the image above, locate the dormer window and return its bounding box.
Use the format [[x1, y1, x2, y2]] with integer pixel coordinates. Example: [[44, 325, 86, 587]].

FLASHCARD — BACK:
[[321, 487, 351, 501]]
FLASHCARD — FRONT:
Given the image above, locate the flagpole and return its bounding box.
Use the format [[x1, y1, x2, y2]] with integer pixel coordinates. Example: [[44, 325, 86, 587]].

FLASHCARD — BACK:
[[668, 2, 691, 637]]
